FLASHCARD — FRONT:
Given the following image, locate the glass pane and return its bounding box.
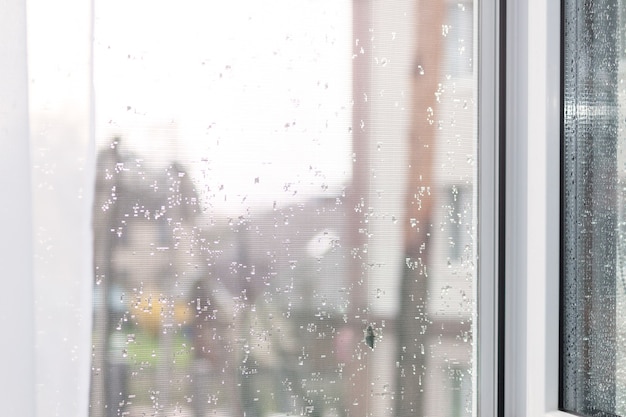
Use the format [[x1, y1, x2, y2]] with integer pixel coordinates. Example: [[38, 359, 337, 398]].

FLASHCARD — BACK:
[[562, 0, 624, 415], [90, 1, 478, 416]]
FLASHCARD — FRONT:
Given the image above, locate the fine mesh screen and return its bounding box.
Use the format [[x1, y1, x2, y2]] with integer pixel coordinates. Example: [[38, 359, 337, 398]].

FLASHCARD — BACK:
[[89, 2, 478, 416]]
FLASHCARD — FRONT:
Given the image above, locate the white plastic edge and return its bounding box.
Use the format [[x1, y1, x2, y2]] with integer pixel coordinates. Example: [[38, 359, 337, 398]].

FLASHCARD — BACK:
[[477, 0, 499, 416], [546, 412, 581, 417], [505, 0, 566, 416]]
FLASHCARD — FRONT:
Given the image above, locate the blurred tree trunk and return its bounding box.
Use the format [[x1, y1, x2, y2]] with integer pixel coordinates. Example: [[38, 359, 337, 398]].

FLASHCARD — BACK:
[[396, 1, 446, 416], [90, 141, 121, 417], [343, 1, 372, 416]]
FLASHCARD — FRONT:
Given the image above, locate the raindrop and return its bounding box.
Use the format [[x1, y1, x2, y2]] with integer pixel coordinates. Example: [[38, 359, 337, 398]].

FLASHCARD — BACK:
[[426, 107, 434, 125]]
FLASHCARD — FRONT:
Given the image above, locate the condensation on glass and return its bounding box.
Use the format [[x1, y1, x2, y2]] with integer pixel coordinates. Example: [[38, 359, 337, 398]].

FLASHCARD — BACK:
[[562, 0, 626, 415], [90, 1, 477, 416]]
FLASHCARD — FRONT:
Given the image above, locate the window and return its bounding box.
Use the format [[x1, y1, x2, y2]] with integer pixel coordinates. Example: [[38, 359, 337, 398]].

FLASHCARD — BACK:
[[88, 1, 485, 417], [1, 0, 510, 416]]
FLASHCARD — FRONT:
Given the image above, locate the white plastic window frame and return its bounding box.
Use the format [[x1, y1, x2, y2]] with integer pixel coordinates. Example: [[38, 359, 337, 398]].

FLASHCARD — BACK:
[[503, 0, 568, 416], [477, 0, 501, 416]]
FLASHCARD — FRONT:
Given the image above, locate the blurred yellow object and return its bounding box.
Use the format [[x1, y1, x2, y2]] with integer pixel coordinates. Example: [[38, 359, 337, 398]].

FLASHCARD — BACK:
[[131, 293, 192, 335], [131, 294, 160, 335], [174, 301, 193, 326]]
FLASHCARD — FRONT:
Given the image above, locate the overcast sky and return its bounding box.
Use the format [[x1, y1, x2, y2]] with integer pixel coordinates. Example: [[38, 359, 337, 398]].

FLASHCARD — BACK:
[[94, 0, 353, 215]]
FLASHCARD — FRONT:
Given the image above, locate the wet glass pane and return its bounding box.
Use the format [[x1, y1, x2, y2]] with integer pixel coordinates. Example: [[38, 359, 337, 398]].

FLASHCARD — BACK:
[[562, 0, 626, 415], [90, 1, 478, 416]]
